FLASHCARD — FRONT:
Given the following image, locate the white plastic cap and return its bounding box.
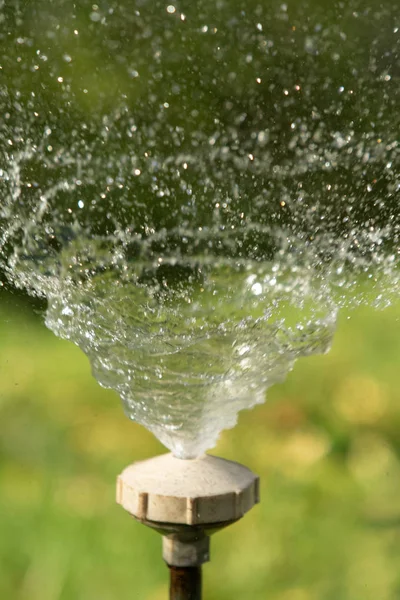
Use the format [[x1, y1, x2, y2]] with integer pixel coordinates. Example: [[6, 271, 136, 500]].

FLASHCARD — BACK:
[[117, 453, 259, 526]]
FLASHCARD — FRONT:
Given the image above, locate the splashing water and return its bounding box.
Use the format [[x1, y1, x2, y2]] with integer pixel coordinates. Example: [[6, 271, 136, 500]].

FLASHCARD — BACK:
[[0, 1, 399, 457]]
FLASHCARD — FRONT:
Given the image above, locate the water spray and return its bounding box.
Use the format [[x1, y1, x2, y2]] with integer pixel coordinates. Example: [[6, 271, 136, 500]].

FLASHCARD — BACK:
[[1, 2, 399, 598]]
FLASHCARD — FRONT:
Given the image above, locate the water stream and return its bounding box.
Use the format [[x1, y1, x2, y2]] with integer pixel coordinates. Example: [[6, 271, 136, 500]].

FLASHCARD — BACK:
[[0, 1, 399, 457]]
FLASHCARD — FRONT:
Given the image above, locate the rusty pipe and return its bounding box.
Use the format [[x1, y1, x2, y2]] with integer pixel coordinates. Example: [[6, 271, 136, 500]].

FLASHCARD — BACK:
[[169, 565, 202, 600]]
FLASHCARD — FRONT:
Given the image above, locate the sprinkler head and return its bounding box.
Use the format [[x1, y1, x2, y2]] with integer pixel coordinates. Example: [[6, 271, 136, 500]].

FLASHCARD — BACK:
[[117, 453, 259, 567]]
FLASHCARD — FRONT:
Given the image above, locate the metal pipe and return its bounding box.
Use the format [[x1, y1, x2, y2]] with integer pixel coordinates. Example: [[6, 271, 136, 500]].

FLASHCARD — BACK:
[[169, 565, 202, 600]]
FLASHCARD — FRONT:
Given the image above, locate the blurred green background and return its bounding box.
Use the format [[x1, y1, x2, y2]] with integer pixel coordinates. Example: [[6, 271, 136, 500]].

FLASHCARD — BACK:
[[1, 292, 400, 600]]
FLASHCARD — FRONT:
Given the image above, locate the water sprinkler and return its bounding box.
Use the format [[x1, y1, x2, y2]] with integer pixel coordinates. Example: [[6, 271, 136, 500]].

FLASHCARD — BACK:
[[117, 453, 259, 599]]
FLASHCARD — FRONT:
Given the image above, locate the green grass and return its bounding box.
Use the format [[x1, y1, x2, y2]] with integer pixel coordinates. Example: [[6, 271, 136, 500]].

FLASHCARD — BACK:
[[1, 297, 400, 600]]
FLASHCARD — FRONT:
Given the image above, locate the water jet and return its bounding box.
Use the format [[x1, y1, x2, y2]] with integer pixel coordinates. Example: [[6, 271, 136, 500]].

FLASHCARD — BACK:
[[0, 1, 399, 598]]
